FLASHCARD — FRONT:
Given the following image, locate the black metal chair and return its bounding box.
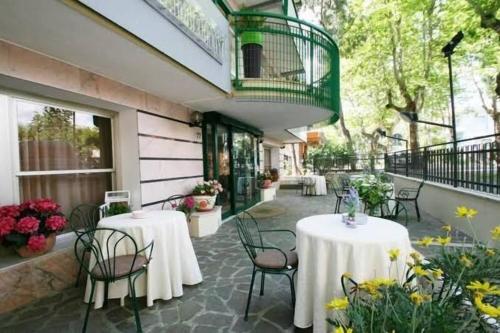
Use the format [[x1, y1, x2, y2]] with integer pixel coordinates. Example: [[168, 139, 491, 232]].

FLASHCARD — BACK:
[[235, 211, 298, 321], [303, 177, 316, 196], [381, 199, 409, 226], [161, 194, 185, 210], [69, 204, 102, 287], [332, 184, 347, 213], [296, 177, 305, 195], [395, 181, 424, 221], [74, 228, 154, 333]]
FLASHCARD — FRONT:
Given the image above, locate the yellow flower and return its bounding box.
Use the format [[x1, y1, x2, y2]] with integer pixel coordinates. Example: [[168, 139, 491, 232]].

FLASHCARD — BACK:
[[372, 277, 396, 287], [456, 206, 478, 219], [485, 249, 495, 257], [342, 272, 353, 279], [441, 224, 451, 233], [410, 251, 422, 264], [417, 237, 434, 247], [413, 265, 429, 277], [326, 297, 349, 310], [491, 226, 500, 241], [333, 327, 353, 333], [436, 236, 451, 246], [467, 281, 500, 296], [410, 292, 430, 305], [460, 255, 474, 268], [474, 294, 500, 318], [432, 268, 443, 279], [388, 248, 400, 262]]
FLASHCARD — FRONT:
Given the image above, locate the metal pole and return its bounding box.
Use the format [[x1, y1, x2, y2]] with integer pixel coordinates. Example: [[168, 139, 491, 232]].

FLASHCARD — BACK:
[[447, 54, 458, 187], [405, 140, 409, 177]]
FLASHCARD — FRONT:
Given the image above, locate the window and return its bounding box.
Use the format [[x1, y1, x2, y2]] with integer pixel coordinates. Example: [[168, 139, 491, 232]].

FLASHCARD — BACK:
[[14, 99, 114, 221]]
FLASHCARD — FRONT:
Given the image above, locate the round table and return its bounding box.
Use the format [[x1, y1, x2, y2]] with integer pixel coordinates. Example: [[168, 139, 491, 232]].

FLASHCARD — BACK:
[[293, 214, 412, 332], [84, 210, 203, 309], [304, 175, 328, 195]]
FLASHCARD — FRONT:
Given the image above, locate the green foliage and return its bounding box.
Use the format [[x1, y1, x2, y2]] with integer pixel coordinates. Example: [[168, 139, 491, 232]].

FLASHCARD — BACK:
[[351, 174, 393, 212], [306, 143, 354, 174], [104, 203, 130, 217]]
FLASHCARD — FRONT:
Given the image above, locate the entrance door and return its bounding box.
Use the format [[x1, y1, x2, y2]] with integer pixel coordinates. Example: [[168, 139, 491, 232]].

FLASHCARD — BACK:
[[216, 125, 231, 216], [232, 129, 259, 212]]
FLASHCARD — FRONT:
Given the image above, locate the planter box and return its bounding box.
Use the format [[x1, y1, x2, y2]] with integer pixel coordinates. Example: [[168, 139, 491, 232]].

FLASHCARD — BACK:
[[260, 186, 277, 202], [188, 206, 222, 238]]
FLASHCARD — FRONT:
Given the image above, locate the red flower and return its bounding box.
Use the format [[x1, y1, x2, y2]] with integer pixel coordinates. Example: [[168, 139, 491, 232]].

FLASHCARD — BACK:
[[34, 198, 59, 213], [15, 216, 40, 234], [0, 205, 20, 219], [0, 217, 16, 237], [27, 234, 46, 252], [20, 200, 37, 211], [45, 215, 66, 231], [184, 196, 195, 209]]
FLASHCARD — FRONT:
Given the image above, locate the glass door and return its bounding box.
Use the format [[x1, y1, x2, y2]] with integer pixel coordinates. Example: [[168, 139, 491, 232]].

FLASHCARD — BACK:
[[232, 129, 259, 212], [216, 125, 231, 216]]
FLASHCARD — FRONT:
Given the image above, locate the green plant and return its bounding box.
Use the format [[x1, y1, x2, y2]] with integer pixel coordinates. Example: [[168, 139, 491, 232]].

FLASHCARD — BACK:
[[327, 206, 500, 332], [235, 9, 266, 46], [105, 202, 130, 217], [306, 143, 354, 175], [351, 174, 392, 214]]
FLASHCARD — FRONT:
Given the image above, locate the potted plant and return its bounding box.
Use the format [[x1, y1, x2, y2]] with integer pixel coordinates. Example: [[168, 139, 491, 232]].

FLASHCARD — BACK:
[[270, 168, 279, 182], [103, 202, 131, 217], [351, 174, 393, 215], [236, 9, 266, 78], [0, 198, 67, 257], [192, 180, 223, 212], [176, 196, 196, 221], [257, 171, 273, 189]]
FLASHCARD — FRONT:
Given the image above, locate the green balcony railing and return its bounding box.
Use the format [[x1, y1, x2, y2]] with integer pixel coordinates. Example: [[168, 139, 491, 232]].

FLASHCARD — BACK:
[[231, 11, 340, 122]]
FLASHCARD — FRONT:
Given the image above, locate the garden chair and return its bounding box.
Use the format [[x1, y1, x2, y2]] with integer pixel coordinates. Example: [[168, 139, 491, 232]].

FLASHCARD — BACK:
[[74, 228, 154, 333], [69, 204, 102, 287], [161, 194, 185, 210], [303, 177, 317, 196], [332, 183, 347, 213], [235, 211, 297, 321], [296, 176, 305, 195], [380, 199, 409, 226], [395, 181, 424, 221]]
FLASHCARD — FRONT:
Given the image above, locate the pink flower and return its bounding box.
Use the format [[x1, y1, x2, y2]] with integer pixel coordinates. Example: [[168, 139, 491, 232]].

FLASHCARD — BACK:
[[0, 205, 20, 219], [34, 198, 59, 213], [184, 196, 195, 209], [45, 215, 66, 231], [27, 234, 46, 252], [20, 200, 37, 211], [0, 217, 16, 237], [15, 216, 40, 234]]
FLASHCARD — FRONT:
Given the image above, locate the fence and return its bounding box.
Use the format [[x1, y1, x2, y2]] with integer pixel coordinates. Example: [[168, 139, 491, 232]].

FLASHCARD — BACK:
[[385, 134, 500, 195]]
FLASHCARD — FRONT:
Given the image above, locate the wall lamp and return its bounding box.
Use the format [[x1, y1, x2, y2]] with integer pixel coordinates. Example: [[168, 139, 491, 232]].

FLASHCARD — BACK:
[[189, 111, 203, 127], [376, 128, 408, 151]]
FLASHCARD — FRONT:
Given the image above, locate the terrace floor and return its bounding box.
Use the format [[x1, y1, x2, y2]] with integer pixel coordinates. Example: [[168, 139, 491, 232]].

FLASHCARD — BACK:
[[0, 190, 469, 333]]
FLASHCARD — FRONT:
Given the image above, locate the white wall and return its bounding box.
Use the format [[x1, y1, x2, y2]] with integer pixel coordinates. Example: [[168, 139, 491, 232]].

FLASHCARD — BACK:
[[0, 95, 16, 205], [137, 110, 203, 210], [391, 174, 500, 246]]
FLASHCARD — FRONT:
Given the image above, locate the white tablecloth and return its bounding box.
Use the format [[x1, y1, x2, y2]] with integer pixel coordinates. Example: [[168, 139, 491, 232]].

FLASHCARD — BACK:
[[84, 210, 203, 309], [304, 175, 328, 195], [294, 214, 412, 332]]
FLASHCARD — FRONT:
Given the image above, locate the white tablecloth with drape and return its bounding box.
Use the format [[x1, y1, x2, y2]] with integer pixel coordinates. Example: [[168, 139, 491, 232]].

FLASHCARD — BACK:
[[294, 214, 412, 332], [84, 210, 202, 309]]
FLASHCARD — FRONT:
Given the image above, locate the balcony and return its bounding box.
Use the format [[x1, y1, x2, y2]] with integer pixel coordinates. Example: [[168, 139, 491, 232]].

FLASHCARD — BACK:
[[231, 12, 340, 123]]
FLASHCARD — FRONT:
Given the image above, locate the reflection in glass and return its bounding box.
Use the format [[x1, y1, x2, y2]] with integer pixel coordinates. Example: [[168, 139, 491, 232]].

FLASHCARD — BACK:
[[233, 130, 258, 210], [216, 125, 231, 215], [17, 100, 112, 171]]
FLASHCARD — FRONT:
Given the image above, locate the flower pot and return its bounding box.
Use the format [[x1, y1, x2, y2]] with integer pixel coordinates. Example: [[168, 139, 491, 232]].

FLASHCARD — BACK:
[[260, 179, 272, 189], [241, 32, 263, 78], [193, 195, 217, 212], [16, 233, 56, 258]]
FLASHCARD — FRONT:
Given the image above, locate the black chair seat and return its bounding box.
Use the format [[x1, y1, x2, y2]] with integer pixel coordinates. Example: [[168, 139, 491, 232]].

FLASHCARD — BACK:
[[92, 255, 148, 279], [255, 250, 298, 269]]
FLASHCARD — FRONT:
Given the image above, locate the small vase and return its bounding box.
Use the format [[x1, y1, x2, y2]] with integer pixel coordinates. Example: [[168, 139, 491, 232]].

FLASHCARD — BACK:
[[16, 233, 56, 258], [193, 195, 217, 212]]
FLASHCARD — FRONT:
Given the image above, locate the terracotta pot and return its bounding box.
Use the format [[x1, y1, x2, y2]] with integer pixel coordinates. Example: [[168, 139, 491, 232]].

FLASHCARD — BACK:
[[16, 233, 56, 258], [260, 179, 272, 189], [193, 195, 217, 212]]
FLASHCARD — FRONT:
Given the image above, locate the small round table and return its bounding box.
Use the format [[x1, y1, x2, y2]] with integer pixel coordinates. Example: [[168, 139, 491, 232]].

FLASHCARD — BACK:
[[84, 210, 203, 309], [293, 214, 412, 332]]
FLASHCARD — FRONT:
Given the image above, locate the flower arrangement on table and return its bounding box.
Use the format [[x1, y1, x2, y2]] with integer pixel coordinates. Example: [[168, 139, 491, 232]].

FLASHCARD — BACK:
[[351, 174, 393, 215], [343, 187, 360, 219], [326, 206, 500, 332], [191, 180, 223, 211], [0, 198, 67, 257]]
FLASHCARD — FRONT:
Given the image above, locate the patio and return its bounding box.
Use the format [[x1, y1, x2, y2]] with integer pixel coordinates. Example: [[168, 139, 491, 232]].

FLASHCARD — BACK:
[[0, 189, 467, 333]]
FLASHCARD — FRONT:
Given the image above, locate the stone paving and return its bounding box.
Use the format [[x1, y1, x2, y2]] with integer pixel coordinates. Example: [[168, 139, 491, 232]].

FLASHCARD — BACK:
[[0, 190, 467, 333]]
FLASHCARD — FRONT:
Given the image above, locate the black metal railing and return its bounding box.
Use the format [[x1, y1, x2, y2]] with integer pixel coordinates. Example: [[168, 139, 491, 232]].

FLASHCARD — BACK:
[[385, 134, 500, 195]]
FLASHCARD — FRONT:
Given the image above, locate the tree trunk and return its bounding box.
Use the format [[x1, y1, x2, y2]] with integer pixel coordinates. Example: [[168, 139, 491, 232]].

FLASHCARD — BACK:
[[291, 143, 303, 176], [338, 108, 357, 170], [409, 122, 419, 150]]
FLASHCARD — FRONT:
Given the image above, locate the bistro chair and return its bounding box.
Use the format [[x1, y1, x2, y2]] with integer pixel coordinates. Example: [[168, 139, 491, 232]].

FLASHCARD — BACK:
[[381, 199, 409, 226], [332, 183, 347, 213], [296, 176, 305, 195], [395, 181, 425, 221], [161, 194, 185, 210], [69, 204, 101, 287], [74, 228, 154, 333], [303, 177, 317, 196], [235, 211, 298, 321]]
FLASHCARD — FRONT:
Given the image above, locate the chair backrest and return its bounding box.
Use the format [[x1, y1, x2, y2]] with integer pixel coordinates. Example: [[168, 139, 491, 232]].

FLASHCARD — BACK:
[[74, 228, 144, 282], [235, 211, 263, 262], [162, 194, 185, 210], [416, 181, 425, 197], [69, 204, 101, 236]]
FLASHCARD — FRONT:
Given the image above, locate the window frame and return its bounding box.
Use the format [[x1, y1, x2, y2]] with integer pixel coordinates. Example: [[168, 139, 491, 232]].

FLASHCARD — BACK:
[[7, 94, 116, 204]]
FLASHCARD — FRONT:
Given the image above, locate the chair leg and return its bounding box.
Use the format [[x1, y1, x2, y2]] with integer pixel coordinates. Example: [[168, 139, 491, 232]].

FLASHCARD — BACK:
[[260, 272, 265, 296], [285, 273, 296, 306], [103, 281, 109, 308], [75, 250, 87, 287], [415, 200, 421, 221], [82, 279, 95, 333], [129, 274, 143, 333], [335, 197, 340, 213], [244, 268, 257, 321]]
